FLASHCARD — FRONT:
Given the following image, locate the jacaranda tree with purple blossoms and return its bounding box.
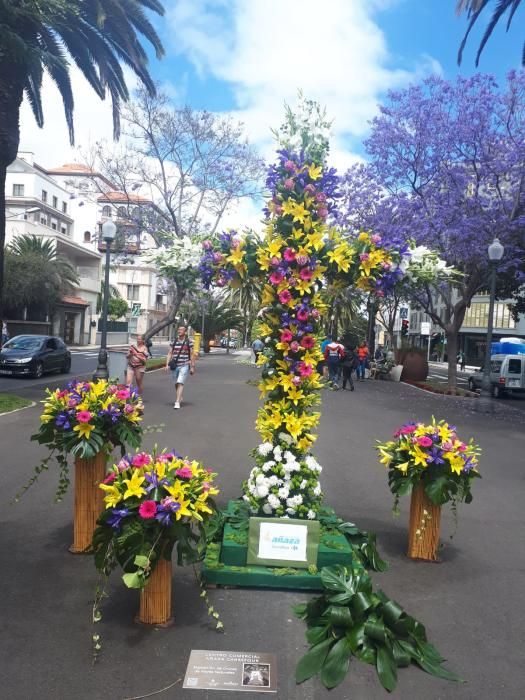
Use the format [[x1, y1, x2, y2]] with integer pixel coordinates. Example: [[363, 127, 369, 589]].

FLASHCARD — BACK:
[[351, 71, 525, 388]]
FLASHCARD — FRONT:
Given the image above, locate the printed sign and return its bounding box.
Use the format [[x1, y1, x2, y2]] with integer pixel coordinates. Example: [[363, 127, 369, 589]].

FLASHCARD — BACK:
[[399, 307, 409, 319], [183, 650, 277, 693], [131, 302, 141, 317], [246, 517, 320, 569], [420, 321, 431, 335]]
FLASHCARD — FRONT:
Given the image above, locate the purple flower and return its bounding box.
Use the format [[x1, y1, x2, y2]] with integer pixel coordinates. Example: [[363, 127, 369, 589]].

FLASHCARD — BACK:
[[107, 508, 130, 529], [426, 446, 445, 465], [55, 413, 71, 430]]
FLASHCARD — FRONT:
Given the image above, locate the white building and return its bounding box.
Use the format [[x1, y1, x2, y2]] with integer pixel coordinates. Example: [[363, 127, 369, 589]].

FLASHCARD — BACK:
[[5, 154, 102, 344]]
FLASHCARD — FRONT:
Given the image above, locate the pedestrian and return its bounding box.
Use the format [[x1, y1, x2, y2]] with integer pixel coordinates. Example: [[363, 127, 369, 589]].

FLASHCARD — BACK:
[[1, 319, 9, 346], [146, 337, 153, 358], [457, 350, 466, 372], [324, 338, 345, 390], [356, 341, 370, 381], [126, 335, 148, 394], [374, 345, 385, 362], [341, 343, 357, 391], [165, 325, 195, 409], [319, 335, 331, 379], [252, 337, 264, 363]]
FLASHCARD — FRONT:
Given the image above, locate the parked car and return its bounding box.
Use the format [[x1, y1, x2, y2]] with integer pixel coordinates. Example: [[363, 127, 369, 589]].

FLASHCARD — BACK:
[[468, 354, 525, 398], [0, 335, 71, 378]]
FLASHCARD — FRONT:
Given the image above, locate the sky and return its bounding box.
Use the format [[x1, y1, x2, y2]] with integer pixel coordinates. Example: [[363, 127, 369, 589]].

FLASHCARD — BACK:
[[18, 0, 525, 227]]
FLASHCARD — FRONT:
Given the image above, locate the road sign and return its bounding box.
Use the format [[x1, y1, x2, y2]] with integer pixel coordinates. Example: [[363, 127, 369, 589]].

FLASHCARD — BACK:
[[399, 307, 409, 319], [420, 321, 431, 336], [131, 302, 141, 317]]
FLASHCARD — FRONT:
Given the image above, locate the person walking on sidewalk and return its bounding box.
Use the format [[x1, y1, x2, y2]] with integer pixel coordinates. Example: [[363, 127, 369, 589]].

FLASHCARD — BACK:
[[126, 335, 148, 394], [165, 325, 195, 409], [324, 338, 345, 390], [341, 343, 357, 391], [457, 350, 466, 372], [252, 337, 264, 363], [356, 341, 370, 381]]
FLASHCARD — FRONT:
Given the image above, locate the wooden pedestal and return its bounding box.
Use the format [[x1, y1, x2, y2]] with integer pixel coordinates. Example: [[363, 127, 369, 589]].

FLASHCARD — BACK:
[[407, 483, 442, 561], [69, 453, 106, 554], [137, 557, 174, 626]]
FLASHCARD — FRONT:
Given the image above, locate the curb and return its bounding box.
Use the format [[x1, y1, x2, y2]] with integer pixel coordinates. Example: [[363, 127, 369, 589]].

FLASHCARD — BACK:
[[0, 400, 37, 417], [402, 382, 479, 399]]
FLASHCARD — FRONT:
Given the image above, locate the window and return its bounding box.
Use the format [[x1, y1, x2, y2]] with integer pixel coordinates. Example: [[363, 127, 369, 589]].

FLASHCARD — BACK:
[[51, 222, 57, 230], [46, 338, 57, 350], [102, 205, 112, 217], [12, 184, 24, 196], [508, 359, 522, 375], [127, 284, 140, 301], [62, 202, 67, 213], [41, 190, 47, 202], [52, 195, 58, 208], [61, 226, 67, 234], [117, 206, 127, 218], [463, 302, 515, 329], [84, 231, 91, 242], [40, 216, 48, 226]]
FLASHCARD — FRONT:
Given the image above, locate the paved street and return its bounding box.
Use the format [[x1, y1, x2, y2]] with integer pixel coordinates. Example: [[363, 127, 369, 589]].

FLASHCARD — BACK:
[[1, 355, 524, 699]]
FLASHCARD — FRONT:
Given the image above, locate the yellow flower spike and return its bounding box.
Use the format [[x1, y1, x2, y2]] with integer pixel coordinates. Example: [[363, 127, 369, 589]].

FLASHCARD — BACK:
[[122, 469, 146, 499]]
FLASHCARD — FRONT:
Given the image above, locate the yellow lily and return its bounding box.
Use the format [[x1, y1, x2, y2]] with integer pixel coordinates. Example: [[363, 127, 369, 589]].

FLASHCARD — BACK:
[[122, 469, 146, 499], [99, 483, 122, 508], [308, 164, 322, 180], [73, 422, 95, 440]]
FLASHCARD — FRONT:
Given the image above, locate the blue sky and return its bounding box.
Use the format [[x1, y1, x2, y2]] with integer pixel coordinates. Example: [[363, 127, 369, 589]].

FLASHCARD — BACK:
[[19, 0, 525, 177]]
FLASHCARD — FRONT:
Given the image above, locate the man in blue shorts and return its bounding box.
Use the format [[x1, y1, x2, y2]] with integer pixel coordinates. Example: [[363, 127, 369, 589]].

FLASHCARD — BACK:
[[164, 325, 195, 409]]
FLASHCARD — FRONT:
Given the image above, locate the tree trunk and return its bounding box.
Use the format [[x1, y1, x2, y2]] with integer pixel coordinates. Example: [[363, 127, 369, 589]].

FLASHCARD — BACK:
[[143, 286, 185, 342], [0, 69, 25, 322], [446, 328, 458, 390]]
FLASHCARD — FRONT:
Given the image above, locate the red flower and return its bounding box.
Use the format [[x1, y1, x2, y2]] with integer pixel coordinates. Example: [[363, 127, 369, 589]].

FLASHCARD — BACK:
[[278, 290, 292, 304], [301, 335, 315, 349], [138, 501, 157, 519]]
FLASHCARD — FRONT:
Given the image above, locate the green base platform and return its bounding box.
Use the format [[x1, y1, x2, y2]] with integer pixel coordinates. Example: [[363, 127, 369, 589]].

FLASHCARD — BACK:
[[202, 501, 358, 590]]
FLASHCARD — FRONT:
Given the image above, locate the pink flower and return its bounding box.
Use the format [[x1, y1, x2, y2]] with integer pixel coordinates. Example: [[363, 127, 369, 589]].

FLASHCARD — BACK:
[[442, 441, 453, 451], [212, 252, 223, 263], [304, 184, 316, 194], [278, 290, 292, 304], [292, 376, 302, 386], [274, 204, 283, 215], [176, 466, 193, 479], [67, 399, 78, 408], [298, 362, 313, 377], [317, 207, 328, 219], [301, 335, 315, 349], [139, 501, 157, 519], [124, 404, 134, 414], [269, 270, 284, 285], [57, 390, 68, 399], [117, 458, 130, 472], [76, 410, 93, 423], [311, 309, 320, 319], [132, 452, 151, 468], [360, 253, 370, 261], [202, 239, 213, 250], [417, 436, 433, 447], [116, 388, 130, 401], [280, 330, 293, 343], [290, 341, 300, 353], [284, 160, 296, 172], [296, 308, 309, 322], [216, 277, 226, 287], [376, 290, 385, 298], [457, 442, 467, 452], [381, 261, 391, 270], [103, 472, 116, 484], [284, 178, 295, 190], [202, 482, 211, 492], [299, 268, 313, 281], [371, 234, 382, 244], [296, 254, 309, 266], [315, 192, 327, 203], [270, 256, 281, 267], [283, 248, 296, 262]]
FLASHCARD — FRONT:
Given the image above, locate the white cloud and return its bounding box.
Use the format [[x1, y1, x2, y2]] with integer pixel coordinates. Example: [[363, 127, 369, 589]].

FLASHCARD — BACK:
[[166, 0, 441, 170]]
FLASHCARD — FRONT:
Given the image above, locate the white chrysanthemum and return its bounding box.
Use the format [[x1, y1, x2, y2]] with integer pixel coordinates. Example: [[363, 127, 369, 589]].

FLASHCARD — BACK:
[[268, 475, 279, 486], [262, 503, 273, 514], [255, 474, 267, 485], [268, 494, 280, 509], [273, 446, 282, 462], [279, 432, 293, 445], [243, 494, 250, 503], [305, 455, 322, 472], [313, 484, 322, 496], [300, 480, 307, 489], [278, 486, 290, 500], [262, 460, 276, 472], [307, 510, 316, 519], [256, 484, 269, 498], [286, 507, 296, 516], [258, 442, 273, 456]]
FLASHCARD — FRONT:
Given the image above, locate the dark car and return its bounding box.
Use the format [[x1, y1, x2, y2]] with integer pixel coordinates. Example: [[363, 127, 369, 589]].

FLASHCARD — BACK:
[[0, 335, 71, 378]]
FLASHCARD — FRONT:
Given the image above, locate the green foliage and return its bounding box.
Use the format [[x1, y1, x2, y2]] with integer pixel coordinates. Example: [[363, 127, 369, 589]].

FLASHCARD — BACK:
[[0, 393, 31, 414], [184, 295, 244, 350], [107, 296, 129, 321], [294, 565, 462, 692]]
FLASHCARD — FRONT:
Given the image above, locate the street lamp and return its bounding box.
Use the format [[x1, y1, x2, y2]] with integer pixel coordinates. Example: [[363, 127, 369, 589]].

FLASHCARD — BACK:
[[93, 219, 117, 380], [200, 297, 206, 357], [478, 237, 505, 409]]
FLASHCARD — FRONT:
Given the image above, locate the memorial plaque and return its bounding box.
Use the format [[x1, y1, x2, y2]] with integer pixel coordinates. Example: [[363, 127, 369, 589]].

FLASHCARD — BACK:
[[246, 517, 320, 569], [183, 650, 277, 693]]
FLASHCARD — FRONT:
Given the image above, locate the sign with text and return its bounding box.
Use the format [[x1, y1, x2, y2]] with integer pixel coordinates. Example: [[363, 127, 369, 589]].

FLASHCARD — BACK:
[[420, 321, 431, 336], [183, 650, 277, 693], [246, 517, 320, 569]]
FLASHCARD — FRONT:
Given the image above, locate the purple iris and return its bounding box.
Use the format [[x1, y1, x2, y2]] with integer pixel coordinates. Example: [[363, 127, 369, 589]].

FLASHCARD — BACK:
[[155, 501, 181, 526], [144, 472, 169, 493], [426, 446, 445, 465], [462, 457, 475, 473], [107, 508, 130, 529], [55, 413, 71, 430]]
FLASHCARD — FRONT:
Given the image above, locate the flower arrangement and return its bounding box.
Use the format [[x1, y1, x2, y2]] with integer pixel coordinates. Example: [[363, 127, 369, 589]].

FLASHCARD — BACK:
[[92, 450, 219, 588], [21, 380, 144, 501], [377, 418, 481, 511]]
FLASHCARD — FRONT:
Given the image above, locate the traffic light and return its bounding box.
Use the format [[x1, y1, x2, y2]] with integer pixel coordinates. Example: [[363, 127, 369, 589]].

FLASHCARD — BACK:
[[401, 319, 409, 336]]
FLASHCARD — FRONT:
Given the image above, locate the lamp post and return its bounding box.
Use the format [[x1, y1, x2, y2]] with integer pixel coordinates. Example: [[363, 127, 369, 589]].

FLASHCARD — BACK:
[[478, 237, 504, 410], [200, 297, 206, 357], [93, 219, 117, 380]]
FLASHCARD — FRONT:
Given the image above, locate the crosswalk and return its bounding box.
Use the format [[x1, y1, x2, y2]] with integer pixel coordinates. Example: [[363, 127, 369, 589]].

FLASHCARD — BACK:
[[70, 351, 100, 357]]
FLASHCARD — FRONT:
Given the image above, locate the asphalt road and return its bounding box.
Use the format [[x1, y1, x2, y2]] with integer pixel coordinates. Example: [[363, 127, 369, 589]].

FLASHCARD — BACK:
[[1, 356, 524, 699]]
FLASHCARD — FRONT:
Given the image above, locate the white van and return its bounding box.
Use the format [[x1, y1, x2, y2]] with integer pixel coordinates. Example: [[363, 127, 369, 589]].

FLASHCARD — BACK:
[[468, 354, 525, 397]]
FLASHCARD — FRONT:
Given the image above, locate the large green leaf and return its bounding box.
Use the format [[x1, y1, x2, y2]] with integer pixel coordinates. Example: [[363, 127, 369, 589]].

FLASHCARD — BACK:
[[306, 626, 329, 646], [376, 644, 398, 692], [320, 637, 352, 689], [425, 476, 449, 505], [295, 638, 333, 684], [122, 571, 144, 589], [327, 605, 353, 629], [414, 655, 463, 683]]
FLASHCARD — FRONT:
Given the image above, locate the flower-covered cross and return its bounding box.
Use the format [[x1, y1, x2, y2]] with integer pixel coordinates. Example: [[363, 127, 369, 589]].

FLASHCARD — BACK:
[[198, 104, 445, 520]]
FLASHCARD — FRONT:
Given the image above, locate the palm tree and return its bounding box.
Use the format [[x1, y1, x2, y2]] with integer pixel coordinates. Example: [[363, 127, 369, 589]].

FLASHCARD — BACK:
[[456, 0, 524, 66], [185, 296, 244, 353], [4, 234, 79, 317], [0, 0, 165, 317], [227, 277, 264, 346]]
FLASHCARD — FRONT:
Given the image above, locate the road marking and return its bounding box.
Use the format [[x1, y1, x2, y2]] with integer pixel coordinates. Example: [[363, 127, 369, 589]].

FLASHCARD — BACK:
[[70, 351, 100, 357]]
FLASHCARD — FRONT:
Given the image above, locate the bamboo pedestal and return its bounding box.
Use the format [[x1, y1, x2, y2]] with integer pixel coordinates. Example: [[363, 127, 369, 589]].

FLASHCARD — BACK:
[[137, 557, 174, 626], [407, 483, 442, 561], [69, 453, 106, 554]]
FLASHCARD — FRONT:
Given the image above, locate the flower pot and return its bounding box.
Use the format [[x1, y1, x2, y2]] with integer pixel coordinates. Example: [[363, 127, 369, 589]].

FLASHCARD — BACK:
[[407, 483, 442, 561], [390, 364, 403, 382], [137, 556, 174, 626], [401, 351, 429, 382], [69, 453, 106, 554]]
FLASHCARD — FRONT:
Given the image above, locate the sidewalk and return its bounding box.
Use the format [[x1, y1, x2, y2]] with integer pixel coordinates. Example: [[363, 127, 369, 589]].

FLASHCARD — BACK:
[[428, 360, 479, 373], [1, 356, 524, 699]]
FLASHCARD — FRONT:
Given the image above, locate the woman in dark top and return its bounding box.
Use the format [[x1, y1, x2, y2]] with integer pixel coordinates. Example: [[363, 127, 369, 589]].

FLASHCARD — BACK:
[[126, 335, 148, 394], [342, 344, 357, 391]]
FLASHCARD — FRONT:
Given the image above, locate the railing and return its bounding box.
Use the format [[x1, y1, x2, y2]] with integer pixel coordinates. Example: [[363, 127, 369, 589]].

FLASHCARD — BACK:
[[97, 320, 129, 332]]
